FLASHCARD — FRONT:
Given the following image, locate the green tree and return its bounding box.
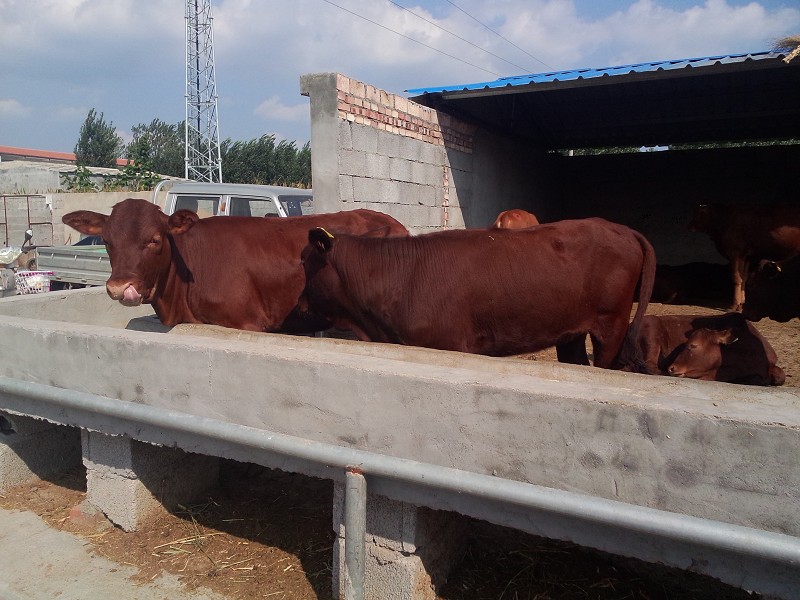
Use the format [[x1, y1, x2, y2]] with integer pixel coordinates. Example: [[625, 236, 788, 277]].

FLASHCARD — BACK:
[[74, 109, 123, 168], [103, 141, 160, 192], [220, 134, 311, 187], [126, 119, 185, 177]]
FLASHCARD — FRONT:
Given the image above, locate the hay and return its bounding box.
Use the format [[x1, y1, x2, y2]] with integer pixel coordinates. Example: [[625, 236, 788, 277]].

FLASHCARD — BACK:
[[773, 34, 800, 63]]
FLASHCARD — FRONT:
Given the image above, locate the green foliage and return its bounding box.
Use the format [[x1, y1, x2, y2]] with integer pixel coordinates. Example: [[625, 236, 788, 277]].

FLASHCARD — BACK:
[[126, 119, 185, 177], [221, 135, 311, 188], [102, 143, 160, 192], [61, 165, 99, 192], [74, 109, 123, 168]]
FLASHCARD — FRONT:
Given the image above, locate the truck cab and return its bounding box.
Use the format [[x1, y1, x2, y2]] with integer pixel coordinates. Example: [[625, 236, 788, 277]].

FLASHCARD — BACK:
[[159, 182, 314, 219], [37, 182, 313, 290]]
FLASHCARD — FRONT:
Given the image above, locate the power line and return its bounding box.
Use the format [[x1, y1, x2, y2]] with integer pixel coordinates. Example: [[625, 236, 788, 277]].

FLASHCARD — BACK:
[[319, 0, 503, 77], [386, 0, 535, 74], [443, 0, 554, 71]]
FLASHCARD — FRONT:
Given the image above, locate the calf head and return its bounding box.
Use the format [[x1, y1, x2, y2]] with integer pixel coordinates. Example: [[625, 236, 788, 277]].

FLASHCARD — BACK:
[[63, 198, 197, 306], [667, 327, 737, 380]]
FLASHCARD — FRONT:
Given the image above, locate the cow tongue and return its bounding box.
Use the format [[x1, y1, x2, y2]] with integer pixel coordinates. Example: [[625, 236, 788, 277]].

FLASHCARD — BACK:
[[121, 285, 143, 306]]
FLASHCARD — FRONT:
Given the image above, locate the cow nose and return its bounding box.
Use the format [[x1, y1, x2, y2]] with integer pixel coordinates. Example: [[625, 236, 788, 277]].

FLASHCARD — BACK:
[[106, 280, 128, 300]]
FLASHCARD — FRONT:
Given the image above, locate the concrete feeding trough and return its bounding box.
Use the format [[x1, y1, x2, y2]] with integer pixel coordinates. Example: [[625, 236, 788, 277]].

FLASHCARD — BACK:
[[1, 287, 799, 599]]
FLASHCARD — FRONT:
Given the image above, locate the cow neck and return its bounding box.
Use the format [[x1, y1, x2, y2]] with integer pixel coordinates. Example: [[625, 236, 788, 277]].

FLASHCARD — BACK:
[[151, 232, 193, 326]]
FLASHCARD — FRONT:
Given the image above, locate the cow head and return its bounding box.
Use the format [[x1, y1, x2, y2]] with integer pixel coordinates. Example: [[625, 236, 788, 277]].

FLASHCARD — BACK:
[[63, 198, 198, 306], [298, 228, 354, 330], [667, 328, 737, 380], [743, 258, 797, 322]]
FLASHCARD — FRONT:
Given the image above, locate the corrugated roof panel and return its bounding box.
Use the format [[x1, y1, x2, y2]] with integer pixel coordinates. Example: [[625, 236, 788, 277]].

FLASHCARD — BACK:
[[405, 51, 780, 95]]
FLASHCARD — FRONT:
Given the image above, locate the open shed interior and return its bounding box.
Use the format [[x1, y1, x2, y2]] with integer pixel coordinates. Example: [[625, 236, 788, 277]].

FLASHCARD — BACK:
[[409, 51, 800, 265]]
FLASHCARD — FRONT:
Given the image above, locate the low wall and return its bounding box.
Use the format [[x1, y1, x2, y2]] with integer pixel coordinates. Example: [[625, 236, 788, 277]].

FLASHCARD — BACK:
[[1, 288, 798, 537], [1, 289, 800, 597]]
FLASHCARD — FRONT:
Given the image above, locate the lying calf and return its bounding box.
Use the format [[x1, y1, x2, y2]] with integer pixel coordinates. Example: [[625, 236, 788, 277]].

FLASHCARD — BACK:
[[637, 313, 785, 386]]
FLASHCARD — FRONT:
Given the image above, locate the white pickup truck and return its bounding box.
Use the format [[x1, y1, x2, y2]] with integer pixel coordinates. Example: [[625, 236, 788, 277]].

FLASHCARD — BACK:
[[35, 182, 314, 290]]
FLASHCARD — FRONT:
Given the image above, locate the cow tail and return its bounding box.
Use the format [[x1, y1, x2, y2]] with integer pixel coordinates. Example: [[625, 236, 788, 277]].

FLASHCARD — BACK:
[[615, 231, 657, 374]]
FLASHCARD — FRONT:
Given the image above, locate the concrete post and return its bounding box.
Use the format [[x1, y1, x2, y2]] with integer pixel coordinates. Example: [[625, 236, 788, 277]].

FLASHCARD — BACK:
[[0, 412, 81, 490], [332, 481, 467, 600], [82, 430, 220, 531]]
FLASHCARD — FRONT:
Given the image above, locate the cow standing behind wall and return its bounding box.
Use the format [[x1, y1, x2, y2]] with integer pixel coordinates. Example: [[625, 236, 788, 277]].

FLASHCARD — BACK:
[[688, 202, 800, 311], [63, 199, 408, 332], [299, 217, 656, 371]]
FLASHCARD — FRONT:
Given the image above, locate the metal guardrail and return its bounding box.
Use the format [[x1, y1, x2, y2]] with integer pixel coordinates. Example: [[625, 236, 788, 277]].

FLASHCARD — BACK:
[[1, 376, 799, 599]]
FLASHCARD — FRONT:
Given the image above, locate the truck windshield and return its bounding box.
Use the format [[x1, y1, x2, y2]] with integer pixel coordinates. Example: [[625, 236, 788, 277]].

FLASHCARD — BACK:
[[279, 195, 313, 216]]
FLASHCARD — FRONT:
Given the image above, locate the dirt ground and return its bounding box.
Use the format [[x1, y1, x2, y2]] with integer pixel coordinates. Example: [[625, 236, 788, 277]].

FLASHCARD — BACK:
[[2, 302, 795, 599]]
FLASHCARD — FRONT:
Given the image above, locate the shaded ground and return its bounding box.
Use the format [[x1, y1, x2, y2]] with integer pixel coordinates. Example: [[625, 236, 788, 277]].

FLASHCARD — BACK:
[[527, 303, 800, 388], [2, 302, 795, 598]]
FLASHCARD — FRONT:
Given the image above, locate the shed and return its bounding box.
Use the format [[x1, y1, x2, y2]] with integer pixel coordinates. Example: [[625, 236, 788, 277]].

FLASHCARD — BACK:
[[300, 50, 800, 263]]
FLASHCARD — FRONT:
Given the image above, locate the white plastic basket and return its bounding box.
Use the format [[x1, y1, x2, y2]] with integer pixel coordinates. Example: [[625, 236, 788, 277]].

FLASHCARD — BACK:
[[14, 270, 54, 294]]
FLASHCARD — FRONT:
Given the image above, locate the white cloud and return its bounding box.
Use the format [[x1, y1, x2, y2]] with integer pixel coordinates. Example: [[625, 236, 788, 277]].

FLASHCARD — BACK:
[[253, 96, 309, 122], [0, 99, 29, 117], [1, 0, 798, 151]]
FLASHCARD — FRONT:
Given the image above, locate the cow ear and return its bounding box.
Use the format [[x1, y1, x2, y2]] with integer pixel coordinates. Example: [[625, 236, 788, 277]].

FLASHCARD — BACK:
[[718, 329, 739, 345], [168, 210, 200, 235], [62, 210, 107, 236], [309, 227, 335, 253]]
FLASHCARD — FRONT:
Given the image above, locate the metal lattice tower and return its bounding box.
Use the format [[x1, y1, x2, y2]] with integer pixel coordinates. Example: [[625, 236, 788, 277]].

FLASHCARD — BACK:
[[185, 0, 222, 182]]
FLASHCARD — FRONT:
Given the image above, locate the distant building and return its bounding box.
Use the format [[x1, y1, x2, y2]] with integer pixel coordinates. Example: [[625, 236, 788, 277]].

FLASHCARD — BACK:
[[0, 146, 131, 194], [0, 145, 129, 167]]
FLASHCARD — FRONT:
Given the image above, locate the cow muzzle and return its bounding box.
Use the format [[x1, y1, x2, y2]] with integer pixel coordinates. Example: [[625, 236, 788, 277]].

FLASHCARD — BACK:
[[106, 280, 144, 306]]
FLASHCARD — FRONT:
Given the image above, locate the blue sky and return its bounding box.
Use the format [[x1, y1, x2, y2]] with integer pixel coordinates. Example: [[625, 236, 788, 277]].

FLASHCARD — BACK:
[[1, 0, 798, 155]]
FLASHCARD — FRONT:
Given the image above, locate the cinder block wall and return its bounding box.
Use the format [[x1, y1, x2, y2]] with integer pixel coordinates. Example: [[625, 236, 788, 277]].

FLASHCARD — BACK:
[[301, 73, 477, 234], [301, 72, 561, 233]]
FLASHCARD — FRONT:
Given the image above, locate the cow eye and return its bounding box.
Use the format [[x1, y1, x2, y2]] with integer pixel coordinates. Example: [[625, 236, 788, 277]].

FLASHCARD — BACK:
[[148, 235, 161, 247]]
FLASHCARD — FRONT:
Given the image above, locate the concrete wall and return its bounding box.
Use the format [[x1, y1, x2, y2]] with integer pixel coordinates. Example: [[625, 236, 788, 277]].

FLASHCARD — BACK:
[[0, 160, 125, 195], [300, 72, 560, 234], [301, 73, 471, 233], [2, 289, 800, 596], [1, 288, 799, 539]]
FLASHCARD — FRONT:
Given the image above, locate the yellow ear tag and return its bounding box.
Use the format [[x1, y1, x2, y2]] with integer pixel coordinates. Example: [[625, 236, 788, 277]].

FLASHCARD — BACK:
[[318, 227, 335, 239]]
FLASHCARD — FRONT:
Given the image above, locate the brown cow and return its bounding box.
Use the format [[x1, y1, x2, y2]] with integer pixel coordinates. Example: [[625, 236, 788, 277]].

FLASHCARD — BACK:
[[688, 202, 800, 311], [743, 255, 800, 323], [299, 218, 656, 370], [636, 313, 784, 385], [62, 198, 408, 332], [491, 209, 540, 229]]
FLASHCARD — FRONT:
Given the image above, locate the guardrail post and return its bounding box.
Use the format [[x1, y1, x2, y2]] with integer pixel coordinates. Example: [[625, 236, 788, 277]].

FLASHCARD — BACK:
[[344, 466, 366, 600]]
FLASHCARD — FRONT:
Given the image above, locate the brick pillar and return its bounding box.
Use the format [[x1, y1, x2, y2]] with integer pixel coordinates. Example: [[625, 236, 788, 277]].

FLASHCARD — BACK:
[[82, 431, 220, 531], [332, 482, 467, 600], [0, 412, 81, 490]]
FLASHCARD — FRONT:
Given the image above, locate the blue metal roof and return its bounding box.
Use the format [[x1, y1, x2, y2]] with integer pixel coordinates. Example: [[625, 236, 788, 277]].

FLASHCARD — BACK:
[[406, 51, 782, 95]]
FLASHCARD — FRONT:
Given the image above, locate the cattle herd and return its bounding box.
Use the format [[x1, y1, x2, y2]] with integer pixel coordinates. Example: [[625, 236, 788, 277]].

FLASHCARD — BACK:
[[63, 200, 800, 387]]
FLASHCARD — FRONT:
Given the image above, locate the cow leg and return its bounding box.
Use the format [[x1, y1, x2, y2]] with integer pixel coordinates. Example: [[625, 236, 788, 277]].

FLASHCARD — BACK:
[[731, 257, 747, 311], [589, 315, 632, 370], [556, 336, 590, 365]]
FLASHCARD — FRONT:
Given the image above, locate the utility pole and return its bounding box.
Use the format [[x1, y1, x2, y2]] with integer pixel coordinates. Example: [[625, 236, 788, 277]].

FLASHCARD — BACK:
[[185, 0, 222, 182]]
